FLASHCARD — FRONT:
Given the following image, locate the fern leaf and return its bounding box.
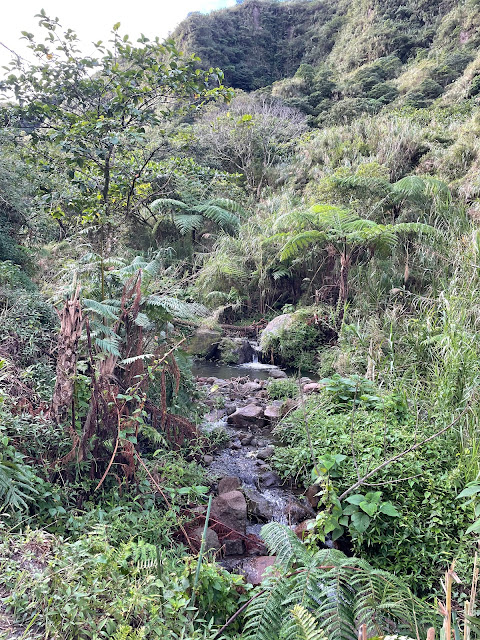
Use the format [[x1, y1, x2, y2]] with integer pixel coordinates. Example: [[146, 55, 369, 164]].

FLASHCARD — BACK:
[[286, 604, 327, 640]]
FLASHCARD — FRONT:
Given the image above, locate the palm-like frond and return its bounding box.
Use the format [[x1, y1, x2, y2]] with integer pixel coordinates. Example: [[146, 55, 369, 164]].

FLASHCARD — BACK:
[[147, 295, 208, 320], [83, 298, 120, 321], [243, 523, 433, 640]]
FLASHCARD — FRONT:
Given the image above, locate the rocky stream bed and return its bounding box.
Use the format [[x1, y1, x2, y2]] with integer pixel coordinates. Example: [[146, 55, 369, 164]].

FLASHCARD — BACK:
[[192, 361, 325, 584]]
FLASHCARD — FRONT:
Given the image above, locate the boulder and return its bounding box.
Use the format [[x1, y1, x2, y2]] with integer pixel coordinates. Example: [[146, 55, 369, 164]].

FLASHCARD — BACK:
[[260, 471, 281, 488], [264, 404, 282, 421], [244, 488, 274, 522], [303, 382, 323, 394], [257, 445, 275, 460], [241, 556, 277, 585], [228, 404, 265, 428], [242, 381, 262, 394], [187, 327, 222, 358], [305, 485, 321, 510], [211, 490, 247, 534], [218, 337, 255, 365], [285, 499, 315, 524], [202, 454, 214, 465], [218, 476, 242, 494], [191, 527, 221, 553], [224, 539, 245, 556], [260, 314, 293, 351], [268, 368, 288, 379]]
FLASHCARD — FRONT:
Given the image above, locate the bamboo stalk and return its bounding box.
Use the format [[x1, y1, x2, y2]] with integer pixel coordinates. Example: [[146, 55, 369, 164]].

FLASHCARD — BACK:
[[191, 494, 213, 610]]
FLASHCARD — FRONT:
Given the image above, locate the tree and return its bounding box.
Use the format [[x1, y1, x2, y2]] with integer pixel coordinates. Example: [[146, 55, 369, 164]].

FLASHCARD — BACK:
[[194, 94, 307, 198], [0, 12, 233, 234], [270, 205, 435, 306]]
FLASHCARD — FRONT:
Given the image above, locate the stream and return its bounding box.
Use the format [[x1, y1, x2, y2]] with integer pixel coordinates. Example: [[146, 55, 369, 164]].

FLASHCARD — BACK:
[[195, 354, 317, 575]]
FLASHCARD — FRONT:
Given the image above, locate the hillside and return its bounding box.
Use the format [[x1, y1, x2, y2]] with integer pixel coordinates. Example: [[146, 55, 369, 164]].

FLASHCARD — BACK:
[[175, 0, 480, 122], [1, 3, 480, 639]]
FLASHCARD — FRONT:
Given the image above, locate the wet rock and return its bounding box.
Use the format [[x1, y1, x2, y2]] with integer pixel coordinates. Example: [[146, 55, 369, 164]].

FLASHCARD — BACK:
[[305, 485, 321, 510], [240, 434, 253, 446], [218, 476, 242, 494], [192, 527, 221, 553], [250, 437, 258, 447], [260, 471, 281, 488], [187, 328, 222, 358], [211, 490, 247, 534], [257, 445, 275, 460], [224, 539, 245, 556], [303, 382, 323, 393], [204, 409, 227, 422], [231, 439, 242, 450], [203, 454, 214, 465], [285, 499, 315, 524], [224, 402, 237, 416], [242, 381, 262, 394], [295, 519, 316, 541], [264, 404, 282, 421], [268, 369, 288, 379], [228, 404, 265, 428], [241, 556, 277, 585], [244, 488, 274, 522], [218, 337, 255, 365]]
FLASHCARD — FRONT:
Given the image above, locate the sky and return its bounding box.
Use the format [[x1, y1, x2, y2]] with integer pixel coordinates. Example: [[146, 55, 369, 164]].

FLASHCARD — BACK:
[[0, 0, 236, 68]]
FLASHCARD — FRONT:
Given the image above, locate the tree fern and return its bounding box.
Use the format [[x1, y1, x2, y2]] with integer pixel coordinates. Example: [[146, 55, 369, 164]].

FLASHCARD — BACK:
[[243, 523, 433, 640]]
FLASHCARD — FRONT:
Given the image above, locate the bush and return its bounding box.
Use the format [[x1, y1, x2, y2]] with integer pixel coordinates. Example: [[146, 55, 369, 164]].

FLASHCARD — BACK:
[[267, 377, 299, 400], [271, 397, 472, 594]]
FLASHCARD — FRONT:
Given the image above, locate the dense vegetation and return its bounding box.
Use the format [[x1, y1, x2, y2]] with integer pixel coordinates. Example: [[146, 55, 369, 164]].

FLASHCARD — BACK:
[[1, 1, 480, 638]]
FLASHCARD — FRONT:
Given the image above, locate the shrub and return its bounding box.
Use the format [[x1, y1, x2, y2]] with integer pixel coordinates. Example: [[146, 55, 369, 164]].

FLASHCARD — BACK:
[[267, 377, 299, 400]]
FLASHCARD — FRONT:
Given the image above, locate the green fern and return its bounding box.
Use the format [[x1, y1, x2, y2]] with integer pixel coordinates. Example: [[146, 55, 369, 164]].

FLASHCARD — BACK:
[[243, 523, 433, 640], [287, 604, 327, 640]]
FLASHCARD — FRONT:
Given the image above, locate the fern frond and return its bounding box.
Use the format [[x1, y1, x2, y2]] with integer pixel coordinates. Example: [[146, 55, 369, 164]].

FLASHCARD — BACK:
[[261, 522, 312, 569], [94, 335, 121, 357], [286, 604, 327, 640], [83, 298, 120, 321]]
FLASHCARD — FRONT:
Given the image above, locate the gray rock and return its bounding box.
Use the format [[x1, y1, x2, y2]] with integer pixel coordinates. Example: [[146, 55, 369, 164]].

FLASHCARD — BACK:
[[264, 405, 282, 420], [268, 368, 288, 379], [228, 404, 265, 428], [218, 337, 255, 365], [224, 403, 237, 416], [303, 382, 323, 393], [203, 454, 214, 465], [218, 476, 242, 494], [257, 445, 275, 460], [260, 471, 281, 488], [192, 527, 221, 553], [187, 328, 222, 358], [242, 381, 262, 394], [285, 499, 315, 524], [224, 539, 245, 556], [244, 488, 274, 522], [240, 434, 253, 446], [211, 490, 247, 534], [260, 314, 293, 350], [241, 556, 277, 585], [231, 439, 242, 450]]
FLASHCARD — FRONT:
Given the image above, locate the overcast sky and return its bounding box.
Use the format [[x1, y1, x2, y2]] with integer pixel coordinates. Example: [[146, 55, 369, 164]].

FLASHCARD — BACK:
[[0, 1, 236, 68]]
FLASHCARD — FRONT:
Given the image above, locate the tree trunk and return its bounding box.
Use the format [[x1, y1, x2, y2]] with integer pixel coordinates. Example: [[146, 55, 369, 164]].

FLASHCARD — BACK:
[[51, 287, 84, 424], [339, 251, 351, 303]]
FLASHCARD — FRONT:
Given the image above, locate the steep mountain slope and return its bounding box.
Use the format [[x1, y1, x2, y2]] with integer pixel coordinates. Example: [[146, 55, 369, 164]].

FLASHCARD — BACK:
[[174, 0, 480, 122]]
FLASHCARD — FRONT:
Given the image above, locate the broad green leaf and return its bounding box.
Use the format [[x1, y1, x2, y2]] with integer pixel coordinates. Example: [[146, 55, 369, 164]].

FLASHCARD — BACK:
[[379, 502, 401, 517], [345, 494, 365, 505]]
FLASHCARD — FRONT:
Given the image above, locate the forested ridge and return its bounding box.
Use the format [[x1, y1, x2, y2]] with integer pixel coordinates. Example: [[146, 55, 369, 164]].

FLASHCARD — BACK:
[[1, 2, 480, 638]]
